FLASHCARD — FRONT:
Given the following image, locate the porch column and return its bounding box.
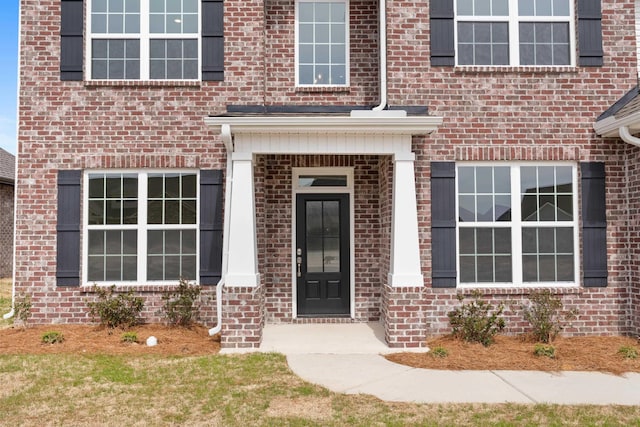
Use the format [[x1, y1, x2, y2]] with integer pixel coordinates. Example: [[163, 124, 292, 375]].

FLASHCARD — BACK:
[[225, 152, 260, 286], [388, 152, 424, 287]]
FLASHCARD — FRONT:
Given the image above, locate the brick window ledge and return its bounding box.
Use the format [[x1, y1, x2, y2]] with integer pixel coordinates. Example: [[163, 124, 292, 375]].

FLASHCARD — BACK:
[[296, 85, 351, 94], [453, 286, 583, 297], [84, 80, 202, 88], [454, 66, 579, 75]]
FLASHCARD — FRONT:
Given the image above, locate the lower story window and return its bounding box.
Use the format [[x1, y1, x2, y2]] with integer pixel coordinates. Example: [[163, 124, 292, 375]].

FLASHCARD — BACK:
[[85, 171, 198, 284], [457, 163, 578, 286]]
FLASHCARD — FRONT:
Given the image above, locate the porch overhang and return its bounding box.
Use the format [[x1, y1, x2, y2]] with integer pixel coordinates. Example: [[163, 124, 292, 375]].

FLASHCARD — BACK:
[[206, 111, 444, 289], [205, 114, 443, 138]]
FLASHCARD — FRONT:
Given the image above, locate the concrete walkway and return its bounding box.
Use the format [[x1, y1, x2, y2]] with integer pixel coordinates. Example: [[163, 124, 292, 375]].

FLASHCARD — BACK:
[[251, 322, 640, 405]]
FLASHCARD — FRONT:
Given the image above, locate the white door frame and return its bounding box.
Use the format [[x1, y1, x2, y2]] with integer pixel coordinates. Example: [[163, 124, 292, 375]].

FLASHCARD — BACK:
[[292, 167, 355, 318]]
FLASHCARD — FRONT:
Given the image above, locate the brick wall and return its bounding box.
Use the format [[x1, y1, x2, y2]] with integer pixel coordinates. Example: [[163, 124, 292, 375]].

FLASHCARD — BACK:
[[16, 0, 640, 344], [627, 145, 640, 336], [0, 183, 13, 278]]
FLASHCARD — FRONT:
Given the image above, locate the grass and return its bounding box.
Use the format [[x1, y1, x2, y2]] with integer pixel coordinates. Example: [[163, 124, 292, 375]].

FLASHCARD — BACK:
[[0, 278, 11, 328], [0, 353, 639, 426]]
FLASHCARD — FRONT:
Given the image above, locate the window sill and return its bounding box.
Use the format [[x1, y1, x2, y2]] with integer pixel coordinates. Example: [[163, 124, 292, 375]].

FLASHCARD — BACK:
[[296, 85, 351, 94], [454, 285, 581, 296], [84, 80, 202, 88], [81, 283, 210, 293], [453, 65, 578, 75]]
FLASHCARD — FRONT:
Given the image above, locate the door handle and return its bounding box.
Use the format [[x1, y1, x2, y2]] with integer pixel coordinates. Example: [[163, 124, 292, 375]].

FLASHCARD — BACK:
[[296, 250, 302, 277]]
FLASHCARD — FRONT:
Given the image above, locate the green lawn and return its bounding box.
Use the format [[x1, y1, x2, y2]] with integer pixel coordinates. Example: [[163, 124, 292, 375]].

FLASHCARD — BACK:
[[0, 278, 11, 328], [0, 353, 639, 426]]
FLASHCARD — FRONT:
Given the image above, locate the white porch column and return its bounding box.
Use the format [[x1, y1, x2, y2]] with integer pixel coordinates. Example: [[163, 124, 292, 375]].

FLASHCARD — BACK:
[[225, 152, 260, 286], [388, 152, 424, 287]]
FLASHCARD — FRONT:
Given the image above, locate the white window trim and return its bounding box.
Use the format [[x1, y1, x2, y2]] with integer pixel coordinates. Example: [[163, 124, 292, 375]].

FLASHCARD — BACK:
[[82, 169, 200, 286], [455, 162, 579, 288], [295, 0, 350, 87], [86, 0, 202, 81], [291, 167, 355, 318], [453, 0, 576, 67]]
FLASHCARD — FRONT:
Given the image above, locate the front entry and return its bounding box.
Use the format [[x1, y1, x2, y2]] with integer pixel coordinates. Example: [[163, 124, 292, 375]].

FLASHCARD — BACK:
[[296, 193, 350, 316]]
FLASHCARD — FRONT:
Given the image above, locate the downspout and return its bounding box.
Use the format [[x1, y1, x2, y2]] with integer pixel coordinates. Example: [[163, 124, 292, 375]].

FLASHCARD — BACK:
[[208, 124, 233, 336], [619, 126, 640, 148], [3, 0, 22, 321], [372, 0, 387, 111]]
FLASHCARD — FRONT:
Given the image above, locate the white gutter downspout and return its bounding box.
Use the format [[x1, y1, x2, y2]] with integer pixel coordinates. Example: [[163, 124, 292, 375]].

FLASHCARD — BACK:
[[3, 0, 22, 321], [619, 126, 640, 147], [208, 124, 233, 336], [372, 0, 387, 112]]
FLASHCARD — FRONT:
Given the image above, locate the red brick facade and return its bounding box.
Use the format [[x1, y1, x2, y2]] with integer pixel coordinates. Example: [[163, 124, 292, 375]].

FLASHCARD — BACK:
[[14, 0, 640, 347]]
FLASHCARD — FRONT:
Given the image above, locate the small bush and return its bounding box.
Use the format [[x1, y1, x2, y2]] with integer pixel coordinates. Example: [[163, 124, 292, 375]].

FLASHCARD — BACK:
[[14, 294, 32, 326], [121, 332, 138, 344], [430, 346, 449, 358], [162, 278, 201, 327], [41, 331, 64, 344], [522, 290, 576, 343], [533, 343, 556, 359], [87, 285, 144, 329], [618, 346, 638, 360], [447, 291, 506, 346]]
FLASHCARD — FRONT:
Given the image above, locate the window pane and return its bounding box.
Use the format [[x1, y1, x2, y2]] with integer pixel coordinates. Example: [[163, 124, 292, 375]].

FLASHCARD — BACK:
[[147, 256, 163, 280], [556, 227, 574, 253], [89, 200, 104, 225], [148, 200, 163, 224], [458, 0, 473, 15], [495, 194, 511, 221], [459, 228, 475, 255], [557, 255, 574, 280], [476, 228, 493, 254], [88, 231, 105, 255], [553, 0, 570, 16], [495, 256, 512, 282], [494, 228, 511, 253], [88, 256, 105, 281], [165, 230, 181, 254], [476, 256, 494, 282], [165, 200, 180, 223], [539, 255, 556, 281], [458, 167, 475, 193], [476, 167, 493, 193], [522, 255, 538, 281], [522, 227, 537, 253], [182, 200, 197, 224], [460, 256, 476, 282], [476, 195, 493, 221], [105, 199, 122, 224], [458, 195, 475, 222]]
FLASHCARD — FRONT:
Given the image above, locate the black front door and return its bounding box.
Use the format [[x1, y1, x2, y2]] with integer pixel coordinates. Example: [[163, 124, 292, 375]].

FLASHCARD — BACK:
[[296, 193, 350, 316]]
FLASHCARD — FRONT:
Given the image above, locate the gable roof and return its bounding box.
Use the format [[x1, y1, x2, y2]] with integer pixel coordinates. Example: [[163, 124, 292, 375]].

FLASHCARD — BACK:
[[594, 86, 640, 139], [0, 148, 15, 184]]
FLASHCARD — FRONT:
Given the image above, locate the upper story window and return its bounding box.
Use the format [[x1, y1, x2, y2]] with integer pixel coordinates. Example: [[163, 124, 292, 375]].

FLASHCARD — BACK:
[[455, 0, 574, 66], [88, 0, 200, 80], [296, 0, 349, 86]]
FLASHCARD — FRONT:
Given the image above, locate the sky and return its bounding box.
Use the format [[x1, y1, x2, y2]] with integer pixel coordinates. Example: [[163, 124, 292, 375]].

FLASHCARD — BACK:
[[0, 1, 18, 155]]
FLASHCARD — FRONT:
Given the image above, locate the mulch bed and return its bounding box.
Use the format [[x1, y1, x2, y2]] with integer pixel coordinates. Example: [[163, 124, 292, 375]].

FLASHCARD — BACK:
[[386, 335, 640, 375], [0, 324, 220, 356]]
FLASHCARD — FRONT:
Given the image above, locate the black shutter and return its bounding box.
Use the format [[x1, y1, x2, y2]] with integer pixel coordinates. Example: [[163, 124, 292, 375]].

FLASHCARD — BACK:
[[202, 0, 224, 81], [581, 162, 607, 287], [60, 0, 84, 81], [56, 170, 81, 286], [578, 0, 603, 67], [200, 170, 224, 285], [430, 0, 455, 66], [431, 162, 456, 287]]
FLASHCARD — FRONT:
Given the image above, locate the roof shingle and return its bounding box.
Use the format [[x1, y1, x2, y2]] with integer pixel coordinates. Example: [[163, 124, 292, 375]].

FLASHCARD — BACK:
[[0, 148, 15, 184]]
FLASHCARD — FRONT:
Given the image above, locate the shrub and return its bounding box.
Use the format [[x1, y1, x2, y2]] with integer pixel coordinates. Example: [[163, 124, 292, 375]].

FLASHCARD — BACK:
[[618, 346, 638, 360], [162, 278, 201, 327], [447, 291, 506, 346], [41, 331, 64, 344], [430, 346, 449, 358], [14, 294, 32, 326], [87, 285, 144, 329], [533, 343, 556, 359], [522, 290, 576, 343], [121, 332, 138, 344]]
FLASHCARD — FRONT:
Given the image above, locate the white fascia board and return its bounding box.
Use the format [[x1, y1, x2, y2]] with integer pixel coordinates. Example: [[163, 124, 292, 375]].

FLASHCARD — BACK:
[[594, 111, 640, 137], [204, 115, 444, 136]]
